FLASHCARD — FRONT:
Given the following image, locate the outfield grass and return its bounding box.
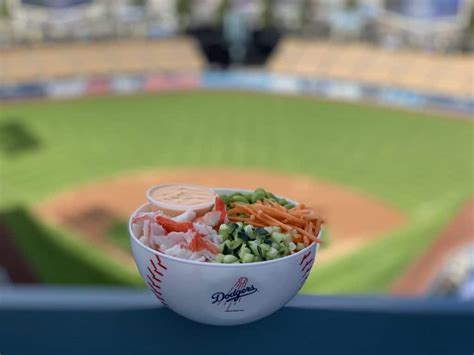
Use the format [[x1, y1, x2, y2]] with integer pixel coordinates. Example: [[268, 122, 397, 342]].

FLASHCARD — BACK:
[[1, 92, 472, 211], [106, 221, 132, 252], [302, 194, 468, 294], [0, 208, 141, 286], [0, 92, 472, 291]]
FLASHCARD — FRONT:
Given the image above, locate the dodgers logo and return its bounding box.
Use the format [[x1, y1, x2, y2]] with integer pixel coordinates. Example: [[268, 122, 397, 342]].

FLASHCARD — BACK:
[[211, 277, 258, 312]]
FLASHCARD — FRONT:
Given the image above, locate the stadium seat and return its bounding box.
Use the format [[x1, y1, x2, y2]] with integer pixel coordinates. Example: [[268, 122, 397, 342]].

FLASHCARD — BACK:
[[0, 37, 205, 84], [268, 37, 474, 98]]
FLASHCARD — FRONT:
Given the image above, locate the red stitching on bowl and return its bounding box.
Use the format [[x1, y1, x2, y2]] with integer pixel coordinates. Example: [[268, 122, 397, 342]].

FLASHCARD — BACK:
[[155, 294, 165, 302], [148, 278, 167, 306], [152, 291, 166, 303], [149, 260, 165, 276], [147, 281, 162, 294], [302, 267, 311, 280], [146, 256, 168, 307], [299, 251, 311, 266], [147, 276, 162, 289], [146, 272, 162, 285], [301, 258, 314, 273], [154, 255, 168, 270], [149, 285, 161, 295], [146, 266, 165, 282]]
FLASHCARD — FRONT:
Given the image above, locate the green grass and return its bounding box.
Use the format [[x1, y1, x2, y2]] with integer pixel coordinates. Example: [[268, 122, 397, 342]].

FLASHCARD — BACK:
[[0, 91, 472, 291], [302, 194, 467, 294], [319, 227, 331, 250], [0, 208, 141, 285], [1, 92, 472, 212], [106, 221, 132, 252]]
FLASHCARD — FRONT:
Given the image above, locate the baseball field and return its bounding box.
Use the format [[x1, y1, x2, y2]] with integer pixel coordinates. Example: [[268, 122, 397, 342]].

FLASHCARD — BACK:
[[1, 91, 472, 293]]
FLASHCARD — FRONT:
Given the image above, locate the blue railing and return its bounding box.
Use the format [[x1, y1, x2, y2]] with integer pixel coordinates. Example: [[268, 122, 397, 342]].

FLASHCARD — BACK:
[[0, 286, 472, 355]]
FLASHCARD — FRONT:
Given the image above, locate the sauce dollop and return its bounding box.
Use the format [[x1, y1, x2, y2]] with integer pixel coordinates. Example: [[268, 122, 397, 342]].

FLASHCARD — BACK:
[[150, 185, 216, 206]]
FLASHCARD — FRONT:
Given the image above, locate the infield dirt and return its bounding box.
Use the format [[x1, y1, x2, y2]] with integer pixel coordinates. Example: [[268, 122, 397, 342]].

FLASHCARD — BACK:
[[34, 169, 407, 265]]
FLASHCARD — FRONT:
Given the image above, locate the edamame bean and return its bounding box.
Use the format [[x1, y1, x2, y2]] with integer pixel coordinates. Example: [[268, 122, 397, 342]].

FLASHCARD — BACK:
[[218, 194, 229, 204], [251, 190, 266, 203], [276, 197, 287, 205], [265, 191, 276, 199], [231, 195, 249, 203], [244, 193, 253, 200]]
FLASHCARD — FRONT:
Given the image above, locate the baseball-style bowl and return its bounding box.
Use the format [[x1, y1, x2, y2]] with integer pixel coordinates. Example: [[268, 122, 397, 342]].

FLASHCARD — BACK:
[[129, 188, 320, 326]]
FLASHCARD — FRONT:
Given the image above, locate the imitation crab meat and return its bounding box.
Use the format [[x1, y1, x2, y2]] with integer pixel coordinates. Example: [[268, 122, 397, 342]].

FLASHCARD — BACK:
[[133, 198, 227, 260], [195, 210, 221, 227], [189, 233, 220, 254], [155, 216, 194, 233]]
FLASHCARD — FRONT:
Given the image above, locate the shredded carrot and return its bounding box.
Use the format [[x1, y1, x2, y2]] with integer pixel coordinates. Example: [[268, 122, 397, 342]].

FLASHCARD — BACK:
[[303, 235, 310, 246], [267, 200, 287, 211], [254, 205, 305, 226], [227, 201, 323, 245], [313, 219, 322, 237]]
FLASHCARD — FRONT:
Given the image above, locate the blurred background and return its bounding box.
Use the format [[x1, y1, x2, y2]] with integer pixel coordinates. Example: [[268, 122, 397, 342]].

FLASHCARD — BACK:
[[0, 0, 473, 300]]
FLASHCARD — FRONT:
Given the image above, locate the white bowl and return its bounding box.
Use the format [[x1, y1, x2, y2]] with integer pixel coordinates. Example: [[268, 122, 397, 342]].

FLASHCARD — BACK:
[[129, 188, 320, 326]]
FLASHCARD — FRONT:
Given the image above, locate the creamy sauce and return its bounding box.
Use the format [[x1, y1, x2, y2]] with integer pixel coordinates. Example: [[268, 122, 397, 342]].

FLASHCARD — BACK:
[[151, 185, 216, 206]]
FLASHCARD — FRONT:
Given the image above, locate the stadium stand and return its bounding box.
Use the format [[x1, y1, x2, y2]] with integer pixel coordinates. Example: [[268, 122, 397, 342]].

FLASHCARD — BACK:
[[0, 37, 205, 84], [267, 37, 474, 98]]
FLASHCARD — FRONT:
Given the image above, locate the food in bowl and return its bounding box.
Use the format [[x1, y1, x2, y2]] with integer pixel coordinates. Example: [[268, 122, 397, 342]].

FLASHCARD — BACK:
[[129, 185, 323, 325], [132, 185, 322, 263]]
